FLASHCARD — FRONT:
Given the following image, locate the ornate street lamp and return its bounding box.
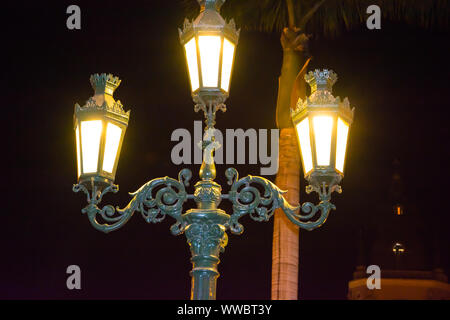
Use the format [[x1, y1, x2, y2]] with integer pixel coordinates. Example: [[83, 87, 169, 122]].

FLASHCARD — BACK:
[[74, 73, 130, 190], [72, 1, 355, 300], [291, 69, 354, 228]]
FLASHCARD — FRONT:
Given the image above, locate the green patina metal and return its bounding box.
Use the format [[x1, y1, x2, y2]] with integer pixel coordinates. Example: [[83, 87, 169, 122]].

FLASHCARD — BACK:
[[184, 210, 228, 300], [73, 98, 339, 298], [72, 0, 350, 300]]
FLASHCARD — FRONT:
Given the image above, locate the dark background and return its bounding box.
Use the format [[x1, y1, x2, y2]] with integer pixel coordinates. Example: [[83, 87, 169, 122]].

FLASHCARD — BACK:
[[2, 1, 449, 299]]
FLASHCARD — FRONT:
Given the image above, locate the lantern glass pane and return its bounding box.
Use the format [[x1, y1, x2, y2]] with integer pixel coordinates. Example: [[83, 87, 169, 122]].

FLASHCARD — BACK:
[[220, 38, 235, 92], [296, 118, 313, 174], [336, 117, 349, 173], [102, 122, 122, 173], [75, 126, 81, 177], [313, 116, 333, 166], [198, 35, 221, 87], [184, 38, 200, 91], [81, 120, 103, 173]]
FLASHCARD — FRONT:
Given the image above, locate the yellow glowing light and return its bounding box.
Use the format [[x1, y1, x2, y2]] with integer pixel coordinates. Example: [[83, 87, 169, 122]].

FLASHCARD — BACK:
[[102, 122, 122, 173], [393, 243, 406, 254], [81, 120, 103, 173], [75, 126, 81, 177], [296, 118, 313, 174], [184, 38, 200, 91], [220, 38, 235, 92], [335, 117, 349, 173], [198, 35, 221, 87], [395, 205, 403, 216], [313, 116, 333, 166]]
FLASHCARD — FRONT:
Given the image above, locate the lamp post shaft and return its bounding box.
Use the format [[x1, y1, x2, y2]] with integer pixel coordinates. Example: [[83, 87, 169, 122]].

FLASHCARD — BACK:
[[190, 264, 218, 300], [185, 209, 229, 300]]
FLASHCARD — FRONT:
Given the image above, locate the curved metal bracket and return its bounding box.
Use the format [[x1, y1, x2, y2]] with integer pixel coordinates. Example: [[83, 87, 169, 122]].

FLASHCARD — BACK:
[[224, 168, 298, 234], [73, 169, 193, 234], [223, 167, 340, 233]]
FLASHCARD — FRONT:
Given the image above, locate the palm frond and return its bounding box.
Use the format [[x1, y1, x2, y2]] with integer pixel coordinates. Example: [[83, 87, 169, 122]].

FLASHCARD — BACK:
[[180, 0, 449, 37]]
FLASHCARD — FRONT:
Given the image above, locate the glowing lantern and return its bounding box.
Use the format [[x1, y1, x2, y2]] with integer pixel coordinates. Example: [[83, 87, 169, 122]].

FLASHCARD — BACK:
[[74, 73, 130, 188], [179, 0, 239, 105], [292, 69, 354, 191]]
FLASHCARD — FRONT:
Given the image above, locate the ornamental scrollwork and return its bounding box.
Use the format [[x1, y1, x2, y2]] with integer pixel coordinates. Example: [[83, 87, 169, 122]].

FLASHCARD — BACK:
[[73, 168, 192, 235], [224, 167, 299, 235], [284, 178, 341, 231], [223, 167, 341, 233], [72, 182, 132, 233]]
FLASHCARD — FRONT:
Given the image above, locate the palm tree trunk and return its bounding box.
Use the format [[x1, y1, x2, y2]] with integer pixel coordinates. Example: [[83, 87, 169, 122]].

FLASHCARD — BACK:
[[272, 127, 300, 299], [271, 28, 305, 300]]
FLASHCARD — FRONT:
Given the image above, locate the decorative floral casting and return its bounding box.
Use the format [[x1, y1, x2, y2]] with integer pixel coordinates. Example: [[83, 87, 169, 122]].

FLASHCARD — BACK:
[[73, 168, 192, 235], [186, 222, 228, 257]]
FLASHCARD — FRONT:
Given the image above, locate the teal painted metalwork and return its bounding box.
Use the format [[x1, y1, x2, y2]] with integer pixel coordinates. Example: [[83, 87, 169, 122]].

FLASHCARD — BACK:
[[73, 118, 338, 299], [73, 1, 351, 301]]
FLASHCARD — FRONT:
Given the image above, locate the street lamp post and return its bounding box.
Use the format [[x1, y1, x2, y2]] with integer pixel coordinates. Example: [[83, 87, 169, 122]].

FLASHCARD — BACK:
[[72, 0, 354, 300]]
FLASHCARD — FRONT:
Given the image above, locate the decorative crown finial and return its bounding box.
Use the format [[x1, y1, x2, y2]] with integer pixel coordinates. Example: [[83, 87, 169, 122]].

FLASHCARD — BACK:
[[198, 0, 225, 12], [75, 73, 129, 120], [305, 69, 337, 93], [90, 73, 122, 96]]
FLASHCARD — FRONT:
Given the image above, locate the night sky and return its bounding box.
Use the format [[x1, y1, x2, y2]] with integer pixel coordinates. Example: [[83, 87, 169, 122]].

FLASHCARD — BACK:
[[3, 1, 449, 299]]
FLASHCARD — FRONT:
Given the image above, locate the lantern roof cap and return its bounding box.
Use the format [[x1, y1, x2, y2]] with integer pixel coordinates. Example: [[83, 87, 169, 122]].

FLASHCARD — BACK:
[[75, 73, 130, 122], [291, 69, 354, 123], [178, 0, 239, 44], [198, 0, 225, 12], [305, 69, 337, 93], [90, 73, 121, 95]]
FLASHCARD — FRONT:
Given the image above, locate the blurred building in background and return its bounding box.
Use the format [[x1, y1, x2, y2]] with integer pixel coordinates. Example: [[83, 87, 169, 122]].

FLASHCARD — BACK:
[[348, 159, 450, 300]]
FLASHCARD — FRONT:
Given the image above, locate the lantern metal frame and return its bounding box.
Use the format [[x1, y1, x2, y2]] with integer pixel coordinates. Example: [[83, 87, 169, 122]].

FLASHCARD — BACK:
[[292, 69, 354, 213], [178, 0, 239, 124], [73, 73, 130, 189]]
